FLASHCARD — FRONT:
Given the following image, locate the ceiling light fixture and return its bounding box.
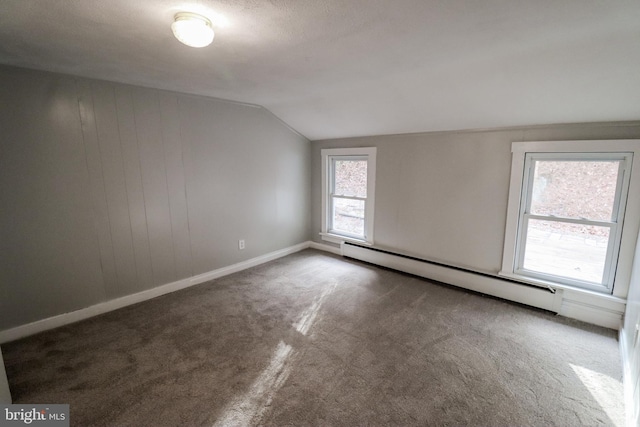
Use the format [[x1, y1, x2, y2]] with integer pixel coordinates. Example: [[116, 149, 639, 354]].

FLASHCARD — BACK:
[[171, 12, 214, 48]]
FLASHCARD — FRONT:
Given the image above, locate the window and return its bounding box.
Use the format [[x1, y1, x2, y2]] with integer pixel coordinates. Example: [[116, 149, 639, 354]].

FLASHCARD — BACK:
[[321, 147, 376, 244], [516, 153, 630, 290], [501, 140, 640, 294]]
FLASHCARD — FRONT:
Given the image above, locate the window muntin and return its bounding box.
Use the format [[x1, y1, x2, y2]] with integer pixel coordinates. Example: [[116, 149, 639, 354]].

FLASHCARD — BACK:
[[321, 148, 376, 244], [514, 153, 631, 291]]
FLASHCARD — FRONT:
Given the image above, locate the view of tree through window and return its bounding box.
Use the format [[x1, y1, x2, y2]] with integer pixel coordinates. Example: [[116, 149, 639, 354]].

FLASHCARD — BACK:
[[334, 160, 367, 197], [531, 161, 619, 224], [331, 160, 367, 236], [522, 159, 622, 284]]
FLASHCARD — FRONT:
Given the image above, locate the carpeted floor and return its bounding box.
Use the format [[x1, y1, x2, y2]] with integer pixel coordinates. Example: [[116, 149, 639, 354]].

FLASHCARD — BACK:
[[2, 249, 624, 426]]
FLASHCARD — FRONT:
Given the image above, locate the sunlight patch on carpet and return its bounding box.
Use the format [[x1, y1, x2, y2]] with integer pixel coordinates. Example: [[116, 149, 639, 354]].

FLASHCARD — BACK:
[[294, 281, 337, 336], [213, 341, 294, 426], [569, 363, 624, 427]]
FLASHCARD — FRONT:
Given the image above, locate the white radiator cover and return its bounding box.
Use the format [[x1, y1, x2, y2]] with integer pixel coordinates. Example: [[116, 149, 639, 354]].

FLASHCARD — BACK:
[[340, 243, 625, 329]]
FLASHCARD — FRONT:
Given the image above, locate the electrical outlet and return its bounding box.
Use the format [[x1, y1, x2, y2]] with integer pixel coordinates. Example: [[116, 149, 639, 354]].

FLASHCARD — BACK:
[[238, 239, 245, 250]]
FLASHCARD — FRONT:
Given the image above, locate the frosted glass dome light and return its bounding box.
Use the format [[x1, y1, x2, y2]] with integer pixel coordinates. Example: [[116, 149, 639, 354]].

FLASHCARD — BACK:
[[171, 12, 214, 48]]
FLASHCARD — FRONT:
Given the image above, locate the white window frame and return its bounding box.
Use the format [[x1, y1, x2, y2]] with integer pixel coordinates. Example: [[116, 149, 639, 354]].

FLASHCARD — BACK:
[[500, 140, 640, 297], [321, 147, 376, 245]]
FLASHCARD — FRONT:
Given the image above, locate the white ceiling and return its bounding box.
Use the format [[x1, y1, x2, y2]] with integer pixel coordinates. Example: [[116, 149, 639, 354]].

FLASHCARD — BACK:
[[0, 0, 639, 140]]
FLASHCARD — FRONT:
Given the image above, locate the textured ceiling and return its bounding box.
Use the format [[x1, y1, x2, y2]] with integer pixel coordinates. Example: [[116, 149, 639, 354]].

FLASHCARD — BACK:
[[0, 0, 639, 140]]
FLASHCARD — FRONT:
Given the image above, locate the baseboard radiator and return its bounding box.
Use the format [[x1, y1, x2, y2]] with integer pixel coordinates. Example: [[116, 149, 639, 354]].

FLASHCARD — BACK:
[[341, 242, 561, 312], [340, 242, 629, 331]]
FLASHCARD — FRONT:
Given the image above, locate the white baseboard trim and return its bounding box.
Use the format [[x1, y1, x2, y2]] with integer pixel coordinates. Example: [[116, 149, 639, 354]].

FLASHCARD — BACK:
[[341, 243, 625, 329], [309, 241, 342, 256], [1, 240, 624, 343], [187, 241, 311, 285], [0, 241, 312, 344], [619, 327, 638, 427]]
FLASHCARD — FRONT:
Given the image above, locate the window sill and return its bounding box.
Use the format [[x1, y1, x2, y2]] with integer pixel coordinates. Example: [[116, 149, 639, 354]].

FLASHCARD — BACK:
[[497, 271, 624, 302], [320, 232, 373, 246]]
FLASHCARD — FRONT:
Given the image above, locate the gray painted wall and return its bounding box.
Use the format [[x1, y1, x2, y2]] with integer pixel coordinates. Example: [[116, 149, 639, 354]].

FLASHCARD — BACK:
[[0, 349, 10, 403], [0, 66, 310, 331], [311, 123, 640, 278]]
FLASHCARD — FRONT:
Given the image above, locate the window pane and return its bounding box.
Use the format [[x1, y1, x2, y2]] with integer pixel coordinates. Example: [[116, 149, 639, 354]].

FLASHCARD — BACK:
[[332, 197, 365, 237], [530, 160, 620, 221], [522, 219, 610, 284], [334, 160, 367, 197]]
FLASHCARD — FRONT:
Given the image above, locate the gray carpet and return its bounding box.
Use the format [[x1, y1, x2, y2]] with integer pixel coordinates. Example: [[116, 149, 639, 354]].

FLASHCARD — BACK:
[[2, 249, 624, 426]]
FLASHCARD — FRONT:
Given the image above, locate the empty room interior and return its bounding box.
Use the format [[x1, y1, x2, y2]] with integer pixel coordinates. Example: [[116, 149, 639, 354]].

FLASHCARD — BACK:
[[1, 1, 640, 426]]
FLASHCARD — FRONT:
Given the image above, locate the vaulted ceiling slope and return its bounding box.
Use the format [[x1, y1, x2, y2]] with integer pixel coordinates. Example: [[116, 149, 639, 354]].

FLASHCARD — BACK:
[[0, 0, 639, 140]]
